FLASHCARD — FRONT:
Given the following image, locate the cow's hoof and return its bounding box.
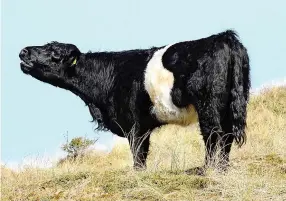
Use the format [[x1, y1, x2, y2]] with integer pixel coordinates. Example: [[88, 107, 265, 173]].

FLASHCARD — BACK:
[[184, 166, 206, 176], [133, 165, 147, 171], [217, 163, 230, 174]]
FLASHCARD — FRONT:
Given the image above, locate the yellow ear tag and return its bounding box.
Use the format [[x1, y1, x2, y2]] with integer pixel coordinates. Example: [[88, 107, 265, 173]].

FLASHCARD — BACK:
[[72, 58, 77, 65]]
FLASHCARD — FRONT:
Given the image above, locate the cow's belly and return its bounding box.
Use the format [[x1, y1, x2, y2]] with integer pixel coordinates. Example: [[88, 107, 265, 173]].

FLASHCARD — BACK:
[[144, 45, 198, 126]]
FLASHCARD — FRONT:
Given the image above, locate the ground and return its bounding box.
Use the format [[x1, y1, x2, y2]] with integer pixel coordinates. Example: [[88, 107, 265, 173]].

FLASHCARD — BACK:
[[2, 87, 286, 201]]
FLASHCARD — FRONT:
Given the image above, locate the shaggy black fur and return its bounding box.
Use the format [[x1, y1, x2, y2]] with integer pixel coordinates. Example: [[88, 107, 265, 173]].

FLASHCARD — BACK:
[[19, 30, 250, 171]]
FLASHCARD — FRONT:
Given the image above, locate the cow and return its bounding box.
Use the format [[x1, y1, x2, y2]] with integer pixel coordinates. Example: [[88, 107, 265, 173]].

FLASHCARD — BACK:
[[19, 30, 250, 173]]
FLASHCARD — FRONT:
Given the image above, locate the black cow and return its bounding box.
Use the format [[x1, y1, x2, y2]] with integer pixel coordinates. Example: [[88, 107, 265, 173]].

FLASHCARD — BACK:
[[19, 30, 250, 172]]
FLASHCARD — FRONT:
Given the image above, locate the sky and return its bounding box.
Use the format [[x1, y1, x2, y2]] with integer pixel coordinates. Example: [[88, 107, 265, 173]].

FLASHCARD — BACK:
[[1, 0, 286, 166]]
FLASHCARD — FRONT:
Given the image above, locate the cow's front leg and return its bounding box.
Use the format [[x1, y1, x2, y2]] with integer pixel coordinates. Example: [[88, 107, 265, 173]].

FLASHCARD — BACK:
[[127, 132, 151, 170]]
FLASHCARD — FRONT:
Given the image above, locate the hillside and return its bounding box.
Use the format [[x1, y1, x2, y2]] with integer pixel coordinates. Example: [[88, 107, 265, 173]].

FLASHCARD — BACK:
[[2, 87, 286, 201]]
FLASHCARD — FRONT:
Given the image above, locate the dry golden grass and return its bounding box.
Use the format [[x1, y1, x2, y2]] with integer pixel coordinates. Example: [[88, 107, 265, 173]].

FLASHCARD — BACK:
[[2, 87, 286, 201]]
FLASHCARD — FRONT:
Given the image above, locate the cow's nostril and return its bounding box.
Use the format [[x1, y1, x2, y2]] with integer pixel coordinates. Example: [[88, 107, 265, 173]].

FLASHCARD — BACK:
[[19, 48, 29, 58]]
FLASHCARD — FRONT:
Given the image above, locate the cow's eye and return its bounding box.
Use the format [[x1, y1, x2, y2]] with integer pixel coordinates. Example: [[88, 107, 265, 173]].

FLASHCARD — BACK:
[[51, 52, 61, 62]]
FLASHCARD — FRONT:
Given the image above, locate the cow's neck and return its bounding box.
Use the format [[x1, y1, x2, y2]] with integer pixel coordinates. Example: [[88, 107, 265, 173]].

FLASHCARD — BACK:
[[66, 52, 117, 106]]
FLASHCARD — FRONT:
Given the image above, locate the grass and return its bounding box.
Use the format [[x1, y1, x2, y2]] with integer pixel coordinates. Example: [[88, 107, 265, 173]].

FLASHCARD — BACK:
[[2, 86, 286, 201]]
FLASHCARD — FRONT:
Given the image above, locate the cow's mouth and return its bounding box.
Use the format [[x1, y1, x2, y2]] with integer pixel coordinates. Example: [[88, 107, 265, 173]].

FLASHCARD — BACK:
[[20, 60, 34, 73]]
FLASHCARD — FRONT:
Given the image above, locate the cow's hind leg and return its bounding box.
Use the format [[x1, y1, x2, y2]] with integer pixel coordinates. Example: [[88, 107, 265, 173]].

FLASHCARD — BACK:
[[186, 100, 222, 175], [194, 99, 222, 167], [219, 113, 235, 170]]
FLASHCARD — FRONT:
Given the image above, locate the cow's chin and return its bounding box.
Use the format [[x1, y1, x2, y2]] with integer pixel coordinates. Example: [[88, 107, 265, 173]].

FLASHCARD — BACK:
[[20, 61, 34, 74], [25, 68, 59, 83]]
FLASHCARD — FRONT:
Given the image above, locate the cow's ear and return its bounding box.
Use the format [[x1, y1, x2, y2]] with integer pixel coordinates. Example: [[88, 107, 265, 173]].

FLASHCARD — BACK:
[[65, 45, 81, 67]]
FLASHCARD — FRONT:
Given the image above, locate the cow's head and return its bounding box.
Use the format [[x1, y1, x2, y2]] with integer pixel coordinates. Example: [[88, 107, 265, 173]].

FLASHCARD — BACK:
[[19, 42, 81, 86]]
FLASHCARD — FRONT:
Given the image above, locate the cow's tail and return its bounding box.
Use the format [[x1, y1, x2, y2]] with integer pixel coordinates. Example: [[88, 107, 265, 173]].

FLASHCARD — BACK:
[[224, 30, 250, 146]]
